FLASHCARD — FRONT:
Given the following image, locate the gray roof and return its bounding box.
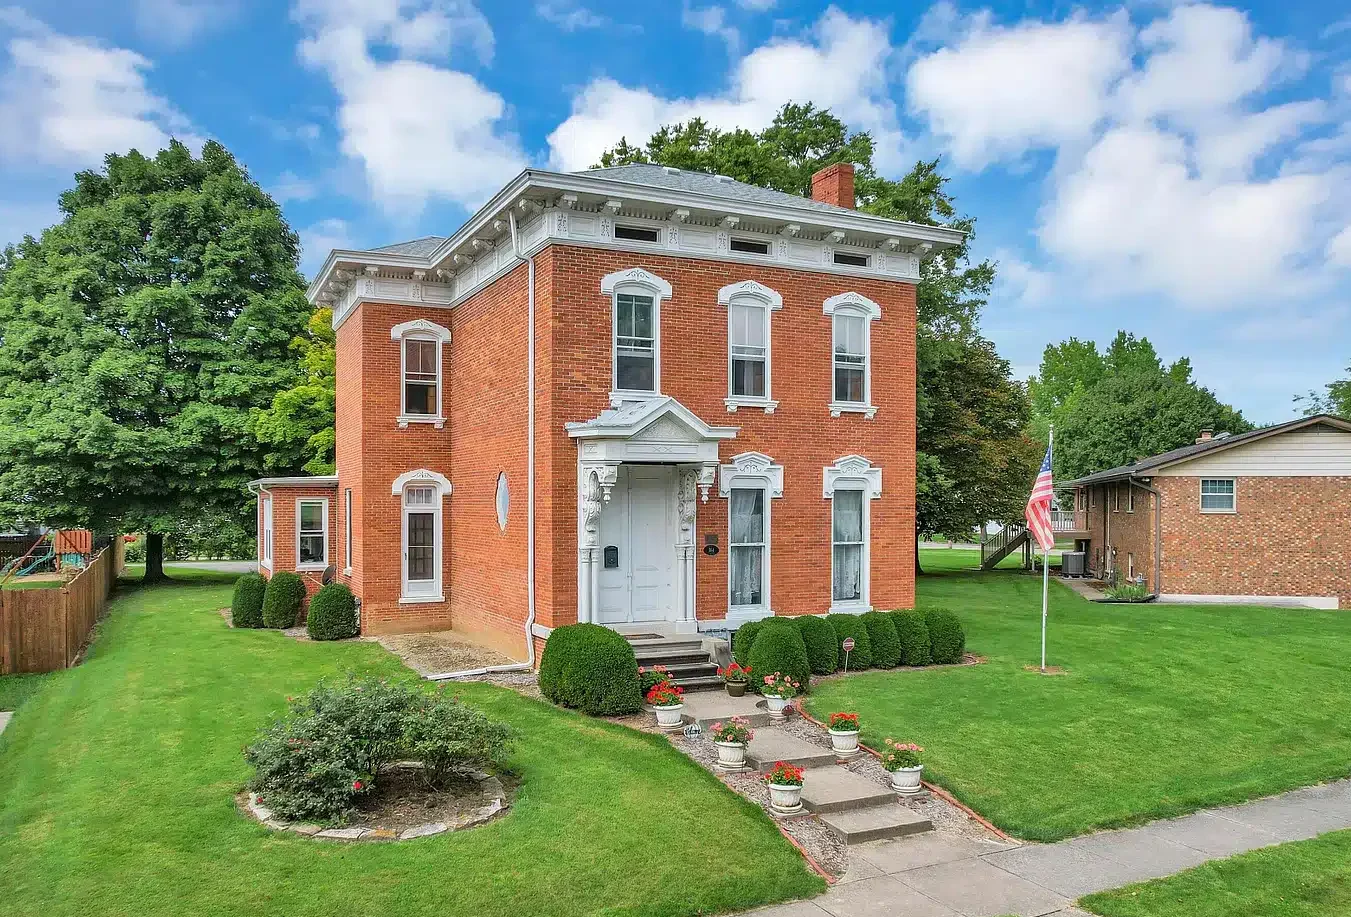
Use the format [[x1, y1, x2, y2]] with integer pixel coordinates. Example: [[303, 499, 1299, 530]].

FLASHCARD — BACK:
[[370, 236, 448, 257], [1064, 414, 1351, 487], [576, 164, 857, 215]]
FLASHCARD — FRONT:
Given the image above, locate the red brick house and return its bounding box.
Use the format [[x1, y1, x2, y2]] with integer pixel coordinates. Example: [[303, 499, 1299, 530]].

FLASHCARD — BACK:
[[1063, 415, 1351, 609], [250, 163, 962, 661]]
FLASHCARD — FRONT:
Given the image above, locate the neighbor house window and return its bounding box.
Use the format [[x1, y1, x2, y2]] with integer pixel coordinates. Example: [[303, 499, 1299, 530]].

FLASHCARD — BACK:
[[1200, 478, 1236, 513], [1112, 486, 1120, 512], [832, 489, 865, 606], [1127, 486, 1135, 513], [833, 314, 867, 404], [729, 488, 767, 609], [615, 293, 656, 391], [343, 488, 352, 572], [297, 499, 328, 569], [261, 497, 273, 567]]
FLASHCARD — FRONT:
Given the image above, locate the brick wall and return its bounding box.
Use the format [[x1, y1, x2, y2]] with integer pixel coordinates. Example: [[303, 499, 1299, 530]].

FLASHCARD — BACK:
[[1157, 475, 1351, 606], [1080, 481, 1156, 590], [256, 484, 337, 609]]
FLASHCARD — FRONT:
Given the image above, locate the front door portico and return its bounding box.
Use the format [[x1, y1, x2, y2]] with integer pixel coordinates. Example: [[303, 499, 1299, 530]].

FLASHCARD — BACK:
[[566, 396, 739, 632]]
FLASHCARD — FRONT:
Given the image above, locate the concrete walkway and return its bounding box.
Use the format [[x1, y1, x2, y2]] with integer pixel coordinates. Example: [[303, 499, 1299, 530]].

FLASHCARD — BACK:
[[751, 778, 1351, 917], [0, 712, 11, 735]]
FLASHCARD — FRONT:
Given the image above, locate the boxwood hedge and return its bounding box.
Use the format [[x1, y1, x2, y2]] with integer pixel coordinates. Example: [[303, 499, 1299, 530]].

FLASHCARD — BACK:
[[306, 582, 359, 640], [924, 608, 966, 664], [261, 572, 306, 629], [889, 609, 932, 666], [826, 613, 873, 670], [746, 624, 811, 694], [230, 573, 266, 629], [861, 611, 902, 668], [794, 615, 839, 675], [539, 623, 643, 716]]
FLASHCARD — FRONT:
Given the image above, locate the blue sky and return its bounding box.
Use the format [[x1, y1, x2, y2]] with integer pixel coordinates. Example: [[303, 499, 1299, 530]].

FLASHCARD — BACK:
[[1, 1, 1348, 423]]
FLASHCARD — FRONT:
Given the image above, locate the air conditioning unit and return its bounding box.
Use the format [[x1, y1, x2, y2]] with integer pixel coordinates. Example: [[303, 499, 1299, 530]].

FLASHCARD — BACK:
[[1062, 551, 1087, 577]]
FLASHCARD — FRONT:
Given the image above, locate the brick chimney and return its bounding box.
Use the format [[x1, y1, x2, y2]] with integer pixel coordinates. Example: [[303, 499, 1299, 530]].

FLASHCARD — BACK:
[[1196, 428, 1214, 444], [811, 162, 855, 209]]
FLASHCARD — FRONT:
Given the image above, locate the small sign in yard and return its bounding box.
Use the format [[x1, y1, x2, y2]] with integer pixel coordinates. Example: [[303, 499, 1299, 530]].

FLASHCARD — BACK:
[[842, 637, 855, 672]]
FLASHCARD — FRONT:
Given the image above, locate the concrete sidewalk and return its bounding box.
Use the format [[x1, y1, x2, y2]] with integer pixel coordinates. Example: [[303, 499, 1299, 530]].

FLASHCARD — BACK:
[[751, 778, 1351, 917]]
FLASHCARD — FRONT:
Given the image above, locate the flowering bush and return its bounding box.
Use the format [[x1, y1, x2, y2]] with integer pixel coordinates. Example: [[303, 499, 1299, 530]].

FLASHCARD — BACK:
[[717, 661, 752, 684], [709, 716, 754, 744], [638, 665, 674, 695], [765, 761, 804, 786], [761, 671, 801, 698], [646, 681, 684, 706], [245, 676, 513, 823], [880, 739, 923, 770], [828, 712, 860, 732]]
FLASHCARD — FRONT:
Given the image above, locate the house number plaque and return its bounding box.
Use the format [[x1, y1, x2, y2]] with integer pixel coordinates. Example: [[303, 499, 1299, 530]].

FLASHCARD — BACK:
[[603, 545, 619, 568]]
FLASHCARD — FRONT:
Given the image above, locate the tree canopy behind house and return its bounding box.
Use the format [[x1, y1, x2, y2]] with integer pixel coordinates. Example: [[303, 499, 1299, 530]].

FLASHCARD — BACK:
[[1029, 332, 1252, 481], [0, 140, 312, 578], [1297, 360, 1350, 418], [597, 104, 1041, 551]]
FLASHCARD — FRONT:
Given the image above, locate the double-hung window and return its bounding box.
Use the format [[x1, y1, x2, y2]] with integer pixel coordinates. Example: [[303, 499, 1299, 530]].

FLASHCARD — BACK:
[[729, 488, 766, 610], [297, 499, 327, 569], [730, 302, 768, 398], [261, 498, 273, 567], [832, 490, 865, 605], [833, 314, 866, 404], [343, 488, 353, 572], [402, 338, 438, 416], [615, 293, 656, 392], [1200, 478, 1235, 513]]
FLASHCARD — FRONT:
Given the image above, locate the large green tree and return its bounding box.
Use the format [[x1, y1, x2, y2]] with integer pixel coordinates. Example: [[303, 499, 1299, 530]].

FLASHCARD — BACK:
[[1297, 361, 1350, 418], [252, 306, 336, 475], [597, 105, 1039, 562], [0, 141, 311, 579], [1030, 332, 1252, 481]]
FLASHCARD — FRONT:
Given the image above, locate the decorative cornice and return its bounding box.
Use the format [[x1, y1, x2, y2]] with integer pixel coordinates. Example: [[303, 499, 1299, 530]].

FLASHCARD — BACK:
[[719, 451, 785, 498], [599, 267, 672, 298], [823, 454, 883, 499], [391, 469, 452, 496], [716, 280, 784, 310], [823, 291, 882, 320]]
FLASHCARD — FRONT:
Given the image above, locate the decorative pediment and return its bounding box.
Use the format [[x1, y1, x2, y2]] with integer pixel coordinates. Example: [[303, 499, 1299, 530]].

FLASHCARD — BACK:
[[632, 415, 698, 444], [717, 280, 783, 310], [391, 468, 452, 496], [822, 291, 881, 321], [600, 267, 672, 298], [390, 318, 452, 342], [719, 451, 784, 498], [823, 454, 882, 499]]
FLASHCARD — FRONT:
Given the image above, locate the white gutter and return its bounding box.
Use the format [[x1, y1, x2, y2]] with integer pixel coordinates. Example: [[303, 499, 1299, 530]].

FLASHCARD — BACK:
[[427, 209, 538, 681]]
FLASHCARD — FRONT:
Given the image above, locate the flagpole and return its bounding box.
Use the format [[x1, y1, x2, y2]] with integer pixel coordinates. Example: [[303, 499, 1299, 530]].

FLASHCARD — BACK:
[[1041, 427, 1053, 673]]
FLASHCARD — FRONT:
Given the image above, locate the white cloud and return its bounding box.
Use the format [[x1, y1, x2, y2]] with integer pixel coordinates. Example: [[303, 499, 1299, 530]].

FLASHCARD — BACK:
[[299, 217, 356, 278], [683, 4, 740, 54], [133, 0, 238, 47], [1329, 226, 1351, 268], [548, 8, 906, 172], [993, 248, 1055, 306], [0, 14, 197, 168], [271, 170, 319, 204], [292, 0, 525, 213], [535, 1, 608, 31], [735, 0, 776, 10], [905, 12, 1131, 169]]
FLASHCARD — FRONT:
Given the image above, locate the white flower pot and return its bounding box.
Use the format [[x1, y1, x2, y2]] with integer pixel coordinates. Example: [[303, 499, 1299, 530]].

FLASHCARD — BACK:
[[653, 704, 684, 730], [715, 741, 748, 771], [764, 695, 789, 720], [829, 729, 860, 759], [890, 765, 924, 795], [767, 782, 803, 814]]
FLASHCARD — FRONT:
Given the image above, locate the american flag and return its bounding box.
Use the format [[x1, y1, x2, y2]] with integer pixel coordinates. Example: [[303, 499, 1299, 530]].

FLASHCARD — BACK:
[[1025, 440, 1055, 553]]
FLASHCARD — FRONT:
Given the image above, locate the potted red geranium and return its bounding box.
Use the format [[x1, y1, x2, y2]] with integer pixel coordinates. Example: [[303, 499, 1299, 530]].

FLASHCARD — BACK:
[[828, 712, 861, 760], [765, 761, 805, 814], [718, 662, 751, 697], [647, 680, 685, 730], [709, 716, 754, 771], [880, 739, 925, 795]]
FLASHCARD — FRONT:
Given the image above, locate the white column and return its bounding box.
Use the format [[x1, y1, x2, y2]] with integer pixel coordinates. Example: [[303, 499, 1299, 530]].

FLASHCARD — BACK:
[[677, 468, 699, 624]]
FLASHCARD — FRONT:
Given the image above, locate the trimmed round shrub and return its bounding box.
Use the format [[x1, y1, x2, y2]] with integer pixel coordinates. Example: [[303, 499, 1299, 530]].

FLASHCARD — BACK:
[[794, 615, 839, 675], [732, 620, 763, 666], [861, 611, 902, 668], [924, 609, 966, 664], [261, 572, 306, 629], [746, 624, 810, 694], [889, 609, 932, 666], [538, 623, 642, 716], [826, 614, 873, 670], [230, 572, 267, 628], [306, 582, 359, 640]]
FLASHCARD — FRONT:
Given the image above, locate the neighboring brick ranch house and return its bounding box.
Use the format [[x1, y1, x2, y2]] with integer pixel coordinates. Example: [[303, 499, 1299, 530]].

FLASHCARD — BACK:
[[1062, 414, 1351, 609], [250, 163, 962, 661]]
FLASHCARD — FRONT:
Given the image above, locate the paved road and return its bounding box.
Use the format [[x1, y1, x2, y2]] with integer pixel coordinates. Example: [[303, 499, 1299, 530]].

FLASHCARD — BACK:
[[751, 778, 1351, 917], [164, 560, 257, 574]]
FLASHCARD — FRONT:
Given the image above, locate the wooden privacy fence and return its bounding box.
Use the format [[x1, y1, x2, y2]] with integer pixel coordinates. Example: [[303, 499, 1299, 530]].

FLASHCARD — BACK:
[[0, 546, 118, 674]]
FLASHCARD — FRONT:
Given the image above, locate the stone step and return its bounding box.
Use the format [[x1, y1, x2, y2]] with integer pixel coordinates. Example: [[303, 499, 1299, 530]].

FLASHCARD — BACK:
[[820, 805, 933, 844], [637, 652, 718, 668], [799, 765, 899, 814], [746, 731, 839, 771], [672, 675, 725, 692], [629, 639, 706, 656], [663, 662, 719, 678], [680, 691, 771, 728]]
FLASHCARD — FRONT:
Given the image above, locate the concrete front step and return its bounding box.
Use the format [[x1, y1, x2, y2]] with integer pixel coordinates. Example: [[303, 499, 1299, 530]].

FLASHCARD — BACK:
[[680, 691, 771, 728], [820, 804, 932, 844], [672, 675, 725, 692], [629, 639, 706, 656], [799, 765, 899, 814], [746, 732, 839, 771], [635, 651, 717, 667]]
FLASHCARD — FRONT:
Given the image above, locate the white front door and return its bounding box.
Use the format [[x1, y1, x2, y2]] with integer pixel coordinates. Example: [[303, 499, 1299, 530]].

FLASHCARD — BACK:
[[596, 465, 676, 624]]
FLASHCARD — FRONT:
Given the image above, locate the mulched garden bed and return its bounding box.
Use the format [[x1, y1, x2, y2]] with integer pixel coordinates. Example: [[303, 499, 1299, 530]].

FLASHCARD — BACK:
[[352, 767, 518, 833]]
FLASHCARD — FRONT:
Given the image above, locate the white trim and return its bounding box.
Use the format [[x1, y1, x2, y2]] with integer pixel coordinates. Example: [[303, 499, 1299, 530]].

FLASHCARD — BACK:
[[717, 280, 783, 310], [822, 291, 882, 320], [825, 455, 879, 614], [1199, 477, 1237, 513], [719, 281, 782, 414], [600, 266, 672, 298], [823, 454, 883, 499], [391, 469, 453, 495], [261, 496, 273, 569], [343, 487, 352, 574], [720, 452, 784, 621], [1157, 593, 1338, 610], [394, 323, 448, 430], [400, 482, 444, 602], [603, 268, 670, 399], [295, 497, 329, 570], [718, 451, 785, 498], [824, 293, 880, 418]]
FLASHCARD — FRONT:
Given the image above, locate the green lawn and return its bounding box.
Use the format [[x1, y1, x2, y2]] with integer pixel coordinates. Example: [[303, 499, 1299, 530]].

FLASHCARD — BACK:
[[0, 570, 822, 917], [1082, 829, 1351, 916], [0, 672, 51, 711], [806, 550, 1351, 842]]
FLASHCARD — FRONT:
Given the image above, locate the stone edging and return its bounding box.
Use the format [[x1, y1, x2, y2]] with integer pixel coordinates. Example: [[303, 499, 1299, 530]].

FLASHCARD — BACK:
[[238, 772, 509, 842]]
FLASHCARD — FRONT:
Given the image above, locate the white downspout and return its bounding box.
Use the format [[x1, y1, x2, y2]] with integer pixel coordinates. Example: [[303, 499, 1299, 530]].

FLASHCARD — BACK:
[[428, 208, 537, 681]]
